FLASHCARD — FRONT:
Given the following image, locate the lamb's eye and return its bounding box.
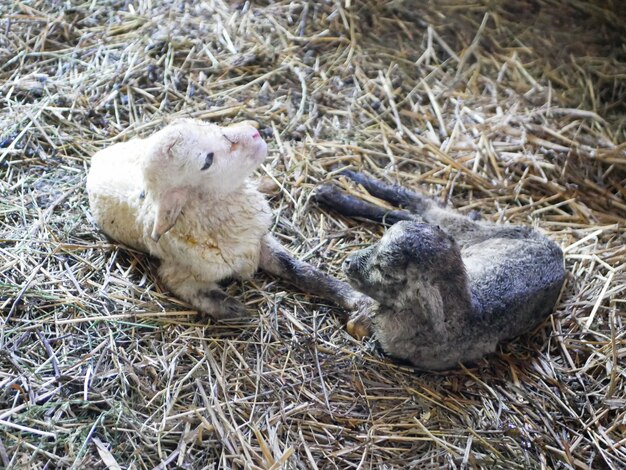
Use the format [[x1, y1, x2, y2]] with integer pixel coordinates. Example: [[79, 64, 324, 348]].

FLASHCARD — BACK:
[[201, 152, 214, 171]]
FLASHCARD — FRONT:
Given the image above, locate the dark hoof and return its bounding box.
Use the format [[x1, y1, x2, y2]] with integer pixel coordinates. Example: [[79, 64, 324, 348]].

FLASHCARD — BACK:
[[347, 296, 375, 340], [198, 290, 249, 320], [312, 183, 344, 206], [347, 313, 373, 340], [219, 297, 249, 319]]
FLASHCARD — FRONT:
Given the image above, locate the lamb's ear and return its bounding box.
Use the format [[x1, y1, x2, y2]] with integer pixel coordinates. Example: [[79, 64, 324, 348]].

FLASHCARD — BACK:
[[150, 188, 187, 242]]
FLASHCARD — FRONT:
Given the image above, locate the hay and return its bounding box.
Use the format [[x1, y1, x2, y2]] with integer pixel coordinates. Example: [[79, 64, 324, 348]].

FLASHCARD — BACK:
[[1, 0, 625, 468]]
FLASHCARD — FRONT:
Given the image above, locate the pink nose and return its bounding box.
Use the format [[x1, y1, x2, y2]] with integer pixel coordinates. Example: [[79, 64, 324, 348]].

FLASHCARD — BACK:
[[251, 130, 260, 139]]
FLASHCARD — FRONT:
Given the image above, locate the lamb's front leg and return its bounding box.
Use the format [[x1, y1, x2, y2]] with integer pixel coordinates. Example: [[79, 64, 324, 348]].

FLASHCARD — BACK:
[[158, 263, 247, 319], [259, 234, 374, 316]]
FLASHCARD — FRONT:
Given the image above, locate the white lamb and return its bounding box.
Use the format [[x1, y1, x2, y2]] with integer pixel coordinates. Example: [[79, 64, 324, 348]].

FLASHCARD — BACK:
[[87, 118, 368, 319]]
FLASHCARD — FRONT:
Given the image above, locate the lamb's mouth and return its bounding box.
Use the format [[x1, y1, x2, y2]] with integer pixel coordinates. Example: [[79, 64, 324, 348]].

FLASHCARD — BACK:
[[342, 248, 372, 285], [245, 138, 267, 164]]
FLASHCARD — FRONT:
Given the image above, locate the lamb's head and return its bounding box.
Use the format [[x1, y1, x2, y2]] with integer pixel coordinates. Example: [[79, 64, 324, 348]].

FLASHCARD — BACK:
[[141, 119, 267, 241], [343, 221, 465, 306]]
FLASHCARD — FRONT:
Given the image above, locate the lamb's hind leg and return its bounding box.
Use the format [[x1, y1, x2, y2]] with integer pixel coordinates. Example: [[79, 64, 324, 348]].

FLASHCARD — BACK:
[[158, 263, 247, 319], [340, 170, 437, 213], [341, 171, 485, 245], [313, 183, 416, 225]]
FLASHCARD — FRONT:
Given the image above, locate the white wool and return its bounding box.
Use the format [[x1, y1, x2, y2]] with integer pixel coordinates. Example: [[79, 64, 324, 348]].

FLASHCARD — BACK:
[[86, 119, 273, 290]]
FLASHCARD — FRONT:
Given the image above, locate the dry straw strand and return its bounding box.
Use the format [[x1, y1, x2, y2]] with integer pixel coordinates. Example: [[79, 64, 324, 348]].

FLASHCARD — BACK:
[[0, 0, 625, 468]]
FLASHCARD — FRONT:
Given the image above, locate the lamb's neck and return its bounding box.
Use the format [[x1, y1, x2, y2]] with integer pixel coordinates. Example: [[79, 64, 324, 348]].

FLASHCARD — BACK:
[[192, 179, 252, 203]]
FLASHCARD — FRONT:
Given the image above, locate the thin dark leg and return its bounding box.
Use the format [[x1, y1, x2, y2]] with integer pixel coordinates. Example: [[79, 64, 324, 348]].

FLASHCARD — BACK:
[[259, 234, 373, 313], [314, 184, 415, 225], [338, 171, 488, 244], [340, 170, 438, 213]]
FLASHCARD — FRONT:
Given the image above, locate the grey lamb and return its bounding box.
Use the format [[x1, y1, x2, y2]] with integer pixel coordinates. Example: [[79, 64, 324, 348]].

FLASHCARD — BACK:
[[315, 171, 566, 371]]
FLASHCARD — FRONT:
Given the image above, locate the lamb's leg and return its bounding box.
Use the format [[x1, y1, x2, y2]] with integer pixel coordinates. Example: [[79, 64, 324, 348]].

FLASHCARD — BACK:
[[259, 234, 374, 315], [340, 170, 437, 213], [158, 263, 247, 319], [340, 171, 485, 244], [313, 184, 416, 225]]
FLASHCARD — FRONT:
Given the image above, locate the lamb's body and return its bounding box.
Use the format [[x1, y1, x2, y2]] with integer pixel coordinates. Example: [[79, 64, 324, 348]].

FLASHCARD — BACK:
[[87, 120, 368, 318], [89, 144, 271, 281], [315, 171, 565, 370]]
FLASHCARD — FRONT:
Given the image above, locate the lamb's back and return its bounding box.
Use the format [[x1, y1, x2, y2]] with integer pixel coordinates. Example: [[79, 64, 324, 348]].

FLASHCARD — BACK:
[[463, 234, 565, 341], [87, 139, 149, 251]]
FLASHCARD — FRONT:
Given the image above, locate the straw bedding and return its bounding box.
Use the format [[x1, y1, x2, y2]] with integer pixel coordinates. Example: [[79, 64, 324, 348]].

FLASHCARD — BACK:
[[1, 1, 624, 468]]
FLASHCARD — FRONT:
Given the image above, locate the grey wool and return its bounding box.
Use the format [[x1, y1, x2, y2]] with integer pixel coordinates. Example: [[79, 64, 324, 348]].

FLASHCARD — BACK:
[[315, 171, 566, 370]]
